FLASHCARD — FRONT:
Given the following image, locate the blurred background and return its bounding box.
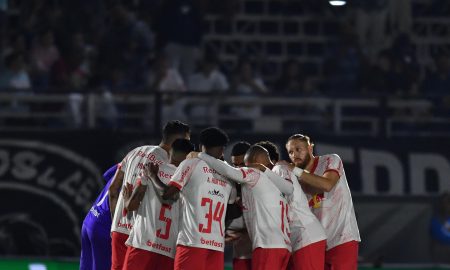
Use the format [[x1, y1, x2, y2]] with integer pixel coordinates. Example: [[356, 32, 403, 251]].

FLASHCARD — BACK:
[[0, 0, 449, 269]]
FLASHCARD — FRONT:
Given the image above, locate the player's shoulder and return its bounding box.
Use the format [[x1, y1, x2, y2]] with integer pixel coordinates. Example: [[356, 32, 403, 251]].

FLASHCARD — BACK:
[[178, 157, 202, 169], [320, 153, 341, 162], [160, 163, 177, 173], [272, 164, 291, 177]]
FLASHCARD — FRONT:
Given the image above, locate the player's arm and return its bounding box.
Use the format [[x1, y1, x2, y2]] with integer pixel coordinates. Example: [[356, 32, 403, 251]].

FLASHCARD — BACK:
[[197, 152, 247, 183], [124, 181, 147, 211], [145, 163, 168, 193], [163, 185, 180, 201], [292, 167, 339, 193], [263, 168, 294, 195], [108, 168, 125, 219]]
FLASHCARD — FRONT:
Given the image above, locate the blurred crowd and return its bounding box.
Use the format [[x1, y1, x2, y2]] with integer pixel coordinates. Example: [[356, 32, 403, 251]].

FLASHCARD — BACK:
[[0, 0, 449, 115]]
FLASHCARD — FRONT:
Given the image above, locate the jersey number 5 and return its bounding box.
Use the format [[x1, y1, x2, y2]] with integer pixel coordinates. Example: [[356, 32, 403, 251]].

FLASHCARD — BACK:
[[156, 204, 172, 240], [199, 198, 225, 236]]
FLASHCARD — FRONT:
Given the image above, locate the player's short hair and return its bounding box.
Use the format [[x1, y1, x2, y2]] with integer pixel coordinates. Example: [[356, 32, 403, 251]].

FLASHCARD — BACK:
[[231, 141, 251, 157], [256, 141, 280, 162], [244, 145, 268, 164], [162, 120, 190, 143], [286, 134, 313, 146], [172, 139, 195, 154], [199, 127, 229, 147]]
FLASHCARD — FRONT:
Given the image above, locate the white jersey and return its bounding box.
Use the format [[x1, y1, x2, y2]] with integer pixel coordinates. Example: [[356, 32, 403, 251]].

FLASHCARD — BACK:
[[273, 164, 326, 252], [240, 167, 292, 251], [111, 145, 169, 235], [126, 163, 178, 258], [307, 154, 361, 250], [227, 216, 252, 259], [168, 158, 237, 252]]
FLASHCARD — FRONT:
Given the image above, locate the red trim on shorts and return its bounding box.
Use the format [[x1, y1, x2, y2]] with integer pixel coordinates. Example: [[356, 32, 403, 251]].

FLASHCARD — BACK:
[[168, 181, 182, 190], [310, 157, 319, 174], [324, 169, 341, 178]]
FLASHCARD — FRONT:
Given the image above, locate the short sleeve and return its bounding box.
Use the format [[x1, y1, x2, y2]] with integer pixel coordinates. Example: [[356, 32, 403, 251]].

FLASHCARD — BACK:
[[157, 163, 176, 185], [323, 154, 343, 178], [120, 147, 140, 172], [168, 159, 199, 190]]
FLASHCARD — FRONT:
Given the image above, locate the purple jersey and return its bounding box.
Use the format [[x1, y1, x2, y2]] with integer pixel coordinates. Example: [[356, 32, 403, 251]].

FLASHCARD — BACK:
[[80, 164, 118, 270], [85, 164, 118, 225]]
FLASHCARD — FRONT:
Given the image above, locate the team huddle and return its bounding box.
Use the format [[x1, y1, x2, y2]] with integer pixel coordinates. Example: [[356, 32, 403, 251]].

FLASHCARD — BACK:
[[80, 120, 361, 270]]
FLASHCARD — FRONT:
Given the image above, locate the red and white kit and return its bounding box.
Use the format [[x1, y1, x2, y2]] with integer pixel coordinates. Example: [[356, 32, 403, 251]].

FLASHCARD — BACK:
[[169, 157, 237, 270], [124, 163, 179, 269], [110, 146, 169, 269], [295, 154, 361, 270], [198, 153, 293, 270], [273, 164, 327, 270]]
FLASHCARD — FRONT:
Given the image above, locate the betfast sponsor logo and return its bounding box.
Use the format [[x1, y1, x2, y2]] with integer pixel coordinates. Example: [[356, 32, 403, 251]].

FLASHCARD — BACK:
[[208, 189, 224, 198], [200, 237, 223, 248], [146, 240, 172, 253], [117, 221, 133, 230]]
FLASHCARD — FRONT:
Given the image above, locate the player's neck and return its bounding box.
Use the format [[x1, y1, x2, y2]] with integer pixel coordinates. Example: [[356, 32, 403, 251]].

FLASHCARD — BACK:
[[203, 149, 221, 159], [159, 142, 171, 155], [304, 155, 316, 171]]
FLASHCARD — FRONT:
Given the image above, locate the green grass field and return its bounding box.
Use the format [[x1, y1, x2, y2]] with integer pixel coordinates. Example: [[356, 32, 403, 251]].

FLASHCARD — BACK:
[[0, 259, 448, 270]]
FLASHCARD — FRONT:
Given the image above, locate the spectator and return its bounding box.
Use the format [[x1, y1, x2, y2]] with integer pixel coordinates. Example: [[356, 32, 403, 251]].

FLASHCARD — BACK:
[[422, 53, 450, 98], [274, 59, 305, 95], [31, 29, 60, 89], [0, 52, 31, 90], [187, 52, 229, 92], [157, 0, 206, 78], [147, 54, 186, 92], [323, 23, 366, 96], [361, 50, 396, 96], [229, 58, 267, 95]]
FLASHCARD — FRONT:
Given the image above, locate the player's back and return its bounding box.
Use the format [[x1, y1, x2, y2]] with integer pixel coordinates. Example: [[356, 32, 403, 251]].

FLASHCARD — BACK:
[[111, 145, 169, 235], [169, 158, 236, 252], [240, 167, 291, 251], [126, 163, 179, 258], [273, 164, 326, 251]]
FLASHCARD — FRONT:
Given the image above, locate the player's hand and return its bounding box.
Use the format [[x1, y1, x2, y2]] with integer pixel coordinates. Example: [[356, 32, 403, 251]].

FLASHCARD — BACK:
[[187, 151, 200, 159], [225, 231, 242, 243], [143, 162, 159, 180]]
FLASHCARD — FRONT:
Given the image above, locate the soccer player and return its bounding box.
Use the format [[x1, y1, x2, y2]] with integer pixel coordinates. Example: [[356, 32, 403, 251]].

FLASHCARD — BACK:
[[257, 141, 327, 270], [196, 145, 294, 270], [163, 127, 237, 270], [228, 141, 252, 270], [286, 134, 361, 270], [80, 164, 118, 270], [108, 120, 190, 270], [121, 139, 194, 270]]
